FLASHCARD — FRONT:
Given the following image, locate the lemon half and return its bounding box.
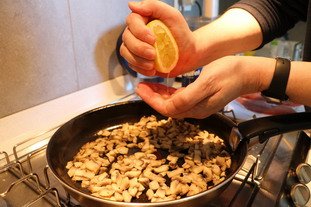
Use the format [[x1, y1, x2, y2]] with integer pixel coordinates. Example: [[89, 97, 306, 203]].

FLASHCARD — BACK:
[[147, 20, 179, 73]]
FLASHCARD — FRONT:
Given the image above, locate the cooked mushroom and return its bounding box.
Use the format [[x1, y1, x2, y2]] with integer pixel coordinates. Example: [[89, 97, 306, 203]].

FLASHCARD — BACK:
[[66, 115, 231, 202]]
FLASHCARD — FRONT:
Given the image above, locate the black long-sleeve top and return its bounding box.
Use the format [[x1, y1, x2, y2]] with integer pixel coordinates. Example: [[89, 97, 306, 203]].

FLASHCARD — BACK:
[[231, 0, 311, 61]]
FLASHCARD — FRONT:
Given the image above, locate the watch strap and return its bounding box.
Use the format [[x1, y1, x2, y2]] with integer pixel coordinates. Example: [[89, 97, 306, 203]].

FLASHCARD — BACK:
[[261, 57, 291, 102]]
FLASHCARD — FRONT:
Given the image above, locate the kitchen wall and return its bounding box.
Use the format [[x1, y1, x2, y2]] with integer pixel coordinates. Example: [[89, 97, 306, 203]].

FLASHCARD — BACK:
[[0, 0, 306, 119], [0, 0, 131, 118]]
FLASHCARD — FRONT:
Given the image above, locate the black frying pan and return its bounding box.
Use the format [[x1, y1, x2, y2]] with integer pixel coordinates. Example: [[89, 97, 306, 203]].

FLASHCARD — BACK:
[[46, 100, 311, 207]]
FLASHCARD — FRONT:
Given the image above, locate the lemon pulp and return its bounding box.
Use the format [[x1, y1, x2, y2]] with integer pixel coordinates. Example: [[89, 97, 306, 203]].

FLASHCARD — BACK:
[[147, 20, 179, 73]]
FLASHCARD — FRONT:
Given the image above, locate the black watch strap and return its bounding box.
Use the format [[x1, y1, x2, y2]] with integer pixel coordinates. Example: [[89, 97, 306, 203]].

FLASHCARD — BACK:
[[261, 57, 291, 102]]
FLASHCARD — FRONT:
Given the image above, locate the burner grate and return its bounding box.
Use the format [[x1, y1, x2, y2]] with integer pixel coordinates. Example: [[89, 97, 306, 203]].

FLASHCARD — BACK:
[[0, 142, 62, 207]]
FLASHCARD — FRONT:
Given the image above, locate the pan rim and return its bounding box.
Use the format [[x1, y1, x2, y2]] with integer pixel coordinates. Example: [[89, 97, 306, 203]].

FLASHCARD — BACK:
[[46, 161, 245, 206]]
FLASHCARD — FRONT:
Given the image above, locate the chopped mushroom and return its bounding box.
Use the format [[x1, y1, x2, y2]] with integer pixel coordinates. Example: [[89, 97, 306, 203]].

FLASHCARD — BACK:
[[66, 115, 231, 202]]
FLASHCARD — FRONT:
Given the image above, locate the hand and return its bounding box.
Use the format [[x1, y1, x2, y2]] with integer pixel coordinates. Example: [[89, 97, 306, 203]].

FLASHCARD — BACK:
[[120, 0, 196, 77], [136, 56, 262, 118], [135, 56, 277, 118], [236, 93, 301, 115]]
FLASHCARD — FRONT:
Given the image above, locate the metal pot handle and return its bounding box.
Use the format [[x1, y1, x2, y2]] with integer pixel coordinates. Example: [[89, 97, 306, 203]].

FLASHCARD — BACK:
[[239, 112, 311, 142], [229, 112, 311, 151]]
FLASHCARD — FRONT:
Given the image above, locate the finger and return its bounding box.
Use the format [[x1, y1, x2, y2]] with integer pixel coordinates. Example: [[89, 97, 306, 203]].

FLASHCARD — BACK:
[[165, 77, 220, 115], [140, 82, 177, 96], [128, 1, 188, 34], [135, 82, 218, 119], [171, 98, 220, 119], [122, 27, 155, 60], [120, 43, 154, 70], [135, 82, 177, 116], [128, 63, 156, 76], [129, 1, 181, 24], [126, 12, 155, 45]]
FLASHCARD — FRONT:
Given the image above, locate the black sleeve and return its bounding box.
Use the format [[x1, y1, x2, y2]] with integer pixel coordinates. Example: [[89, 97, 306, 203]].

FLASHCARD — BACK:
[[230, 0, 308, 47]]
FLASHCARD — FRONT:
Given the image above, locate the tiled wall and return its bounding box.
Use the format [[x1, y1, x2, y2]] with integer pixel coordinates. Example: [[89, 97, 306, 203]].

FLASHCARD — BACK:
[[0, 0, 131, 118], [0, 0, 306, 119]]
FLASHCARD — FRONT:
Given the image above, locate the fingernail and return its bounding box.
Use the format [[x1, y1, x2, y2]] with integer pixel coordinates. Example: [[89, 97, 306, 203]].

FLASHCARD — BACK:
[[135, 83, 143, 93], [144, 48, 155, 60], [146, 33, 156, 44], [135, 84, 140, 91]]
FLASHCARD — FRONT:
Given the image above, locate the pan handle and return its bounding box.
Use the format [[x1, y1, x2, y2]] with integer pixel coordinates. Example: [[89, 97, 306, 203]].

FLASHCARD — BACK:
[[238, 112, 311, 144]]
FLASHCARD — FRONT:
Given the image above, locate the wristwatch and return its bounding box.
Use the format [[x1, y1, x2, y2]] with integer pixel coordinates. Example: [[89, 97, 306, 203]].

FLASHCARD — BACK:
[[261, 57, 291, 104]]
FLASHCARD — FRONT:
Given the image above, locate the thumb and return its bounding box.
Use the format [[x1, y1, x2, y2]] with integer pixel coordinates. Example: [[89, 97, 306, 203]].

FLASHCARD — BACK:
[[128, 0, 189, 39], [128, 0, 180, 22]]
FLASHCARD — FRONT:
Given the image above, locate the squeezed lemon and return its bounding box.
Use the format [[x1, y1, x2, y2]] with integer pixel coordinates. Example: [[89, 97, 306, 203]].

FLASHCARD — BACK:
[[147, 20, 179, 73]]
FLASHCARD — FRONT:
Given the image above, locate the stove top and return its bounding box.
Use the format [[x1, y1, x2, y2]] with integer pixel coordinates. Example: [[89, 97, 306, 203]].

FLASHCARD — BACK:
[[1, 114, 310, 207], [0, 126, 310, 207]]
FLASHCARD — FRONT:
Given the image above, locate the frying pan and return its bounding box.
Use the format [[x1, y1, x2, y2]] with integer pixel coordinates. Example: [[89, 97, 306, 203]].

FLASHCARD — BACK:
[[46, 100, 311, 207]]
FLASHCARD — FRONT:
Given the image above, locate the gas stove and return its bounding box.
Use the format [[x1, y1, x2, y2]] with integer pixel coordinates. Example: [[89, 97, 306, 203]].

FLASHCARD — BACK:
[[1, 76, 311, 207]]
